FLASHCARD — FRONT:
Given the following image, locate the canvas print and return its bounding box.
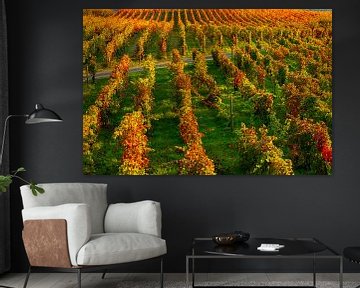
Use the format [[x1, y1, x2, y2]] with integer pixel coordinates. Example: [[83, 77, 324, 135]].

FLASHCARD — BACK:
[[83, 9, 332, 175]]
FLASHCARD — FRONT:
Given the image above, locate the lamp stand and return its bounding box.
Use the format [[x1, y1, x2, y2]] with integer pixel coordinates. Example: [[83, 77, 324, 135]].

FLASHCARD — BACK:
[[0, 116, 27, 288], [0, 114, 28, 169]]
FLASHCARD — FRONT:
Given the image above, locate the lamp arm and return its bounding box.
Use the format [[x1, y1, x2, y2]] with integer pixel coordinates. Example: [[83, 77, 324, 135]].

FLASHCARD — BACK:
[[0, 114, 28, 169]]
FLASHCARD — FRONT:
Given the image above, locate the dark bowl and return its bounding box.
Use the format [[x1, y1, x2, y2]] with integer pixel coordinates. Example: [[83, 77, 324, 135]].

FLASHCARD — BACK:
[[212, 234, 237, 245], [212, 231, 250, 246]]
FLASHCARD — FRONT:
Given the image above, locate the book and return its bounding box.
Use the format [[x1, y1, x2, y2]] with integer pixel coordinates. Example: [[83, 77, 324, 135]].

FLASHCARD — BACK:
[[257, 243, 285, 251]]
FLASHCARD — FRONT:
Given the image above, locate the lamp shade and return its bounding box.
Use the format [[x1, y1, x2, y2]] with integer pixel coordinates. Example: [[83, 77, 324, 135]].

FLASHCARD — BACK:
[[25, 104, 63, 124]]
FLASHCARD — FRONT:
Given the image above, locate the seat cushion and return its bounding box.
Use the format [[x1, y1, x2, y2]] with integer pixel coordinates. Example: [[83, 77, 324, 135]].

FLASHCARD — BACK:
[[76, 233, 167, 266], [344, 247, 360, 263]]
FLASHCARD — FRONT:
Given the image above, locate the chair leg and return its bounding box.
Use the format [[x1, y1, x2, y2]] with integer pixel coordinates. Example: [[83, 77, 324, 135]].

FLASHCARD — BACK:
[[101, 270, 107, 279], [23, 266, 31, 288], [77, 268, 81, 288], [160, 257, 164, 288]]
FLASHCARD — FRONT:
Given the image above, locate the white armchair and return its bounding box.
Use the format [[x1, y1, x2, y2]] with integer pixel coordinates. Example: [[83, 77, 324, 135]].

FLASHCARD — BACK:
[[20, 183, 166, 288]]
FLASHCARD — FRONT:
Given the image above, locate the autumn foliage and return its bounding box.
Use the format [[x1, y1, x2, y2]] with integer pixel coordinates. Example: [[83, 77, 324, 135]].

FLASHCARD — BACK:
[[238, 123, 294, 175], [171, 50, 216, 175], [113, 111, 150, 175]]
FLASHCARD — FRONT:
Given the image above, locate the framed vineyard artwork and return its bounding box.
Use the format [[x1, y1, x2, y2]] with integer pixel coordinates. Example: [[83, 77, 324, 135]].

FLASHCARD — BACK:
[[83, 9, 332, 176]]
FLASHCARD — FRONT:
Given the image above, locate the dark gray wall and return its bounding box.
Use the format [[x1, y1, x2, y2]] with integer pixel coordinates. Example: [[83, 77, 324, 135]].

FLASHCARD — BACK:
[[5, 0, 360, 273]]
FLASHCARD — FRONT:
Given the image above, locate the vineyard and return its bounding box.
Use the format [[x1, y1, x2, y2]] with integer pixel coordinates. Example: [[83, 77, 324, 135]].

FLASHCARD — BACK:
[[82, 9, 332, 175]]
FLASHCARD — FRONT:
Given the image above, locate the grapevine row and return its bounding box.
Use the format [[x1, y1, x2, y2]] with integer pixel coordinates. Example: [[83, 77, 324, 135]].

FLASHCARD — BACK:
[[113, 111, 150, 175], [83, 55, 131, 173], [171, 49, 216, 175]]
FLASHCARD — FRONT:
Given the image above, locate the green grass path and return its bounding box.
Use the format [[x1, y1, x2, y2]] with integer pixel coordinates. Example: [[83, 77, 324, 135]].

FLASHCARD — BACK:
[[187, 60, 246, 174], [147, 67, 184, 175]]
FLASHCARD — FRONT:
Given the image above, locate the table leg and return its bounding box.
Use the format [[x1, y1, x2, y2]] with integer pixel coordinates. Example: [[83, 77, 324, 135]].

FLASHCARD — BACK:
[[186, 257, 189, 288], [192, 247, 195, 288], [339, 256, 343, 288], [313, 254, 316, 287], [192, 257, 195, 288]]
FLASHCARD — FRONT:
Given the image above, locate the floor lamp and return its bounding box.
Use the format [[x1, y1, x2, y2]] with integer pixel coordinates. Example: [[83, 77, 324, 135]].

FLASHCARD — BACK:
[[0, 103, 63, 288]]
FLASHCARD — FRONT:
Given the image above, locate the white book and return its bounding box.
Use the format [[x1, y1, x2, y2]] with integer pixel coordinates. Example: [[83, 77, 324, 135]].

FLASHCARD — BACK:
[[257, 243, 285, 251]]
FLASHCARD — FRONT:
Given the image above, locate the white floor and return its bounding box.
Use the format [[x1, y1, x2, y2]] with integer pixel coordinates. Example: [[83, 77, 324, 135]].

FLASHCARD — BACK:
[[0, 273, 359, 288]]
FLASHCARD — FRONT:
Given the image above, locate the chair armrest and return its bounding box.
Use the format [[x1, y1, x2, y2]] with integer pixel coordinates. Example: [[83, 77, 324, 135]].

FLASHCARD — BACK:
[[23, 219, 72, 268], [22, 203, 91, 266], [104, 200, 162, 237]]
